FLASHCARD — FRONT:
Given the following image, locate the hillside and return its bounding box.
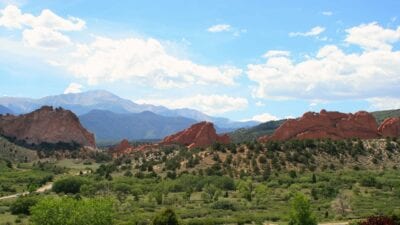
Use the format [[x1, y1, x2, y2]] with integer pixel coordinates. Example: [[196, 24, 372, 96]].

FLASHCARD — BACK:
[[372, 109, 400, 124], [0, 105, 13, 115], [229, 119, 286, 143], [0, 136, 38, 162], [79, 110, 198, 141]]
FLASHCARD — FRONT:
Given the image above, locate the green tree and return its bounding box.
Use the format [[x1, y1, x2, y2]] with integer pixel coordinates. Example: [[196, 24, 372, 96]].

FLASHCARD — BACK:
[[52, 177, 84, 194], [288, 193, 317, 225], [30, 196, 114, 225], [10, 195, 38, 215], [153, 208, 180, 225]]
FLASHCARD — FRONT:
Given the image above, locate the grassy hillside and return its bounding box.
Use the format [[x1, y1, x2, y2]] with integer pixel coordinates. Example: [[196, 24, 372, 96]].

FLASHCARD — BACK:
[[372, 109, 400, 124], [229, 119, 286, 143], [1, 138, 400, 224], [0, 136, 38, 162]]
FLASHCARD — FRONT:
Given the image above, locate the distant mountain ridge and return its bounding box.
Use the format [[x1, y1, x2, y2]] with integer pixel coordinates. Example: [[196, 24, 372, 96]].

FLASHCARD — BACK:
[[79, 110, 198, 141], [0, 105, 13, 115], [0, 90, 258, 130]]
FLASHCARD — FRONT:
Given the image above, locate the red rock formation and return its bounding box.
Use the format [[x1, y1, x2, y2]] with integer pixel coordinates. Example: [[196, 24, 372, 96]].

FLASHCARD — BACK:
[[111, 139, 133, 155], [378, 117, 400, 138], [0, 106, 95, 148], [259, 110, 379, 142], [162, 121, 230, 148]]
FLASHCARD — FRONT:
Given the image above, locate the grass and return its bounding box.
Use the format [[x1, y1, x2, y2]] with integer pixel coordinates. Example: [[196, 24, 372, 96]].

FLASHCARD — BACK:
[[55, 159, 100, 171]]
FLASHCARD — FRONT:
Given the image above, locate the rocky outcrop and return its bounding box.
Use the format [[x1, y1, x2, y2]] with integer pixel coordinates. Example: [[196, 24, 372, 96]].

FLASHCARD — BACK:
[[259, 110, 380, 142], [111, 139, 133, 155], [162, 121, 230, 148], [0, 106, 95, 148], [378, 117, 400, 138]]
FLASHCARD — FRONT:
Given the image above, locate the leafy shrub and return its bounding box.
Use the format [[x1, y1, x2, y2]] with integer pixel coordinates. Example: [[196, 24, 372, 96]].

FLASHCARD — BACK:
[[288, 193, 317, 225], [358, 216, 396, 225], [10, 196, 38, 215], [153, 208, 180, 225], [211, 200, 237, 211], [52, 177, 85, 194], [30, 196, 114, 225]]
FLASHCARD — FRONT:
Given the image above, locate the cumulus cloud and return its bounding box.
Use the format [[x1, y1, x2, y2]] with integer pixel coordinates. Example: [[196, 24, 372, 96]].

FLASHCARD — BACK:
[[321, 11, 333, 16], [248, 23, 400, 101], [137, 95, 248, 115], [64, 36, 242, 88], [64, 82, 83, 94], [367, 97, 400, 110], [0, 5, 84, 49], [207, 24, 231, 32], [242, 113, 279, 122], [262, 50, 290, 58], [207, 23, 246, 36], [289, 26, 326, 37], [345, 22, 400, 51]]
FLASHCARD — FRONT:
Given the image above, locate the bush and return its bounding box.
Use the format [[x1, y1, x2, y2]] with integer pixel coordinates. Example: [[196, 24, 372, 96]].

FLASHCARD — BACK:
[[153, 208, 180, 225], [288, 193, 317, 225], [52, 177, 85, 194], [10, 196, 38, 215], [211, 200, 237, 211], [30, 196, 114, 225], [358, 216, 396, 225]]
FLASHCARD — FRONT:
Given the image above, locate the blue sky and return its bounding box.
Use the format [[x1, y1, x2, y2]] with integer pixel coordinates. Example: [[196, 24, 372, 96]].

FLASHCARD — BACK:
[[0, 0, 399, 121]]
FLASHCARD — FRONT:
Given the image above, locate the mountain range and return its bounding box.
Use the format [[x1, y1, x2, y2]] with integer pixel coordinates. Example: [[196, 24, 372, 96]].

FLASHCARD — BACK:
[[0, 90, 258, 141], [0, 105, 13, 115]]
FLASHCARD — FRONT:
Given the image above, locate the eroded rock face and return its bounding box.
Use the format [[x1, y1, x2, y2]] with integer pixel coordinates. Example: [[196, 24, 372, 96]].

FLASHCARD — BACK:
[[378, 117, 400, 138], [0, 106, 95, 148], [111, 139, 133, 155], [259, 110, 379, 142], [162, 121, 230, 148]]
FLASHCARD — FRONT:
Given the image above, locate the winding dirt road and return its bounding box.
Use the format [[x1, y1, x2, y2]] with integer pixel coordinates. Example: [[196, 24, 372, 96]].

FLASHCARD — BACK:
[[0, 182, 53, 201]]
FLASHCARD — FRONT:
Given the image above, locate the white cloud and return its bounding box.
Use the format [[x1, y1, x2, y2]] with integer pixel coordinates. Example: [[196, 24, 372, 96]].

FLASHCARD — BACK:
[[0, 5, 84, 49], [22, 27, 72, 49], [255, 101, 265, 107], [345, 22, 400, 51], [0, 5, 85, 30], [64, 82, 83, 94], [137, 95, 248, 115], [289, 26, 326, 37], [322, 11, 333, 16], [245, 113, 279, 122], [207, 24, 246, 37], [262, 50, 290, 58], [367, 97, 400, 110], [63, 36, 242, 88], [248, 23, 400, 101], [207, 24, 231, 32]]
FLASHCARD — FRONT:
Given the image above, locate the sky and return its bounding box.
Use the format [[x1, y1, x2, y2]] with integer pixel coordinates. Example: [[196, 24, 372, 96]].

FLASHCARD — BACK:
[[0, 0, 400, 122]]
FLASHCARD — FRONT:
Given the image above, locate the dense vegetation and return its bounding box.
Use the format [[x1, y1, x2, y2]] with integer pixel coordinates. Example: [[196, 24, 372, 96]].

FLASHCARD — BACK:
[[1, 137, 400, 224]]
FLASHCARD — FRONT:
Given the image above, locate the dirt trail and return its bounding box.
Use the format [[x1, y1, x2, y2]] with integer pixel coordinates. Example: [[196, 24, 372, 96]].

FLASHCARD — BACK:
[[0, 182, 53, 201]]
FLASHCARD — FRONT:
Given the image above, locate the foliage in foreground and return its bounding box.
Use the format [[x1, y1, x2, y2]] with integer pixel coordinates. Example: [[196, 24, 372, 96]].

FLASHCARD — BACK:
[[153, 208, 180, 225], [30, 196, 115, 225], [288, 193, 317, 225]]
